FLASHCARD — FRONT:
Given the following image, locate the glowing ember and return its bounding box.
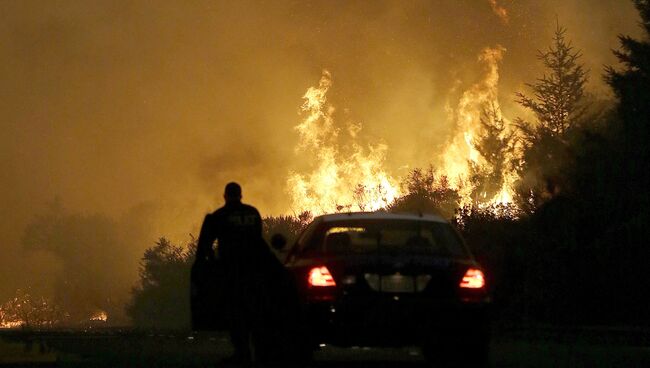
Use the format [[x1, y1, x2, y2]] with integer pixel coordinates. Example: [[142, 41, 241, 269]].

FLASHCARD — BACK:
[[287, 70, 401, 215], [0, 320, 24, 329], [0, 290, 61, 328], [89, 310, 108, 322]]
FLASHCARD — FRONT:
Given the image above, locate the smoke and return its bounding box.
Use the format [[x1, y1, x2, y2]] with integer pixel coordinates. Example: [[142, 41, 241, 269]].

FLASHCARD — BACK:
[[0, 0, 642, 313]]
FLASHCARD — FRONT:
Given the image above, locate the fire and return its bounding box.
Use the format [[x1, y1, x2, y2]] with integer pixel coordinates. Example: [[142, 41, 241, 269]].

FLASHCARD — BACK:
[[441, 45, 518, 209], [89, 310, 108, 322], [0, 290, 60, 328], [0, 320, 24, 329], [0, 298, 24, 328], [288, 50, 520, 217], [287, 70, 401, 215]]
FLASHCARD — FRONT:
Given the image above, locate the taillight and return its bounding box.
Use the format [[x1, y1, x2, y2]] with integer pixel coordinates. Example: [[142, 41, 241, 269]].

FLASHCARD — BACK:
[[308, 266, 336, 287], [459, 268, 485, 289]]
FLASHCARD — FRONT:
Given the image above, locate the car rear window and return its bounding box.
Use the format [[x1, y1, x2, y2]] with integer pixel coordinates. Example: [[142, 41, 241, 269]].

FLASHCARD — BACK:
[[301, 219, 468, 258]]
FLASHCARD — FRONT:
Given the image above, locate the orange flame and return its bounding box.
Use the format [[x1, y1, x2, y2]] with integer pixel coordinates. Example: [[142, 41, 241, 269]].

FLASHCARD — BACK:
[[0, 319, 24, 329], [287, 71, 401, 215], [289, 51, 520, 217], [441, 45, 518, 209], [89, 310, 108, 322]]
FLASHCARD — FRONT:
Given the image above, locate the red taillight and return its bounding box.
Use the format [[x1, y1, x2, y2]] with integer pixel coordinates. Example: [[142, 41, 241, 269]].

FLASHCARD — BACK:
[[459, 268, 485, 289], [308, 266, 336, 287]]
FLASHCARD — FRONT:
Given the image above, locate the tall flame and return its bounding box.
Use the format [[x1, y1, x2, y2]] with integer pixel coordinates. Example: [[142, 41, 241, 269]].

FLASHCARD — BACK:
[[287, 71, 401, 215], [288, 51, 520, 217], [441, 45, 517, 208]]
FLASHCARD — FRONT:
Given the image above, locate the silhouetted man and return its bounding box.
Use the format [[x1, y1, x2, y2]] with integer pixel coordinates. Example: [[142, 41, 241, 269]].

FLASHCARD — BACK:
[[195, 182, 265, 364]]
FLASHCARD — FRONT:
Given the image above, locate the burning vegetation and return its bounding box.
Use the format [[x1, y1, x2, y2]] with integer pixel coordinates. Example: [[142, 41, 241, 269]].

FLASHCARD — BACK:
[[285, 57, 511, 216], [287, 70, 401, 214], [0, 289, 110, 329], [89, 310, 108, 323], [0, 290, 61, 329], [286, 24, 588, 221]]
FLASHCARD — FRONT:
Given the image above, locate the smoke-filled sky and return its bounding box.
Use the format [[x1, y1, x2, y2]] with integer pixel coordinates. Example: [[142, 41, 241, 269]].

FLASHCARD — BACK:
[[0, 0, 642, 303]]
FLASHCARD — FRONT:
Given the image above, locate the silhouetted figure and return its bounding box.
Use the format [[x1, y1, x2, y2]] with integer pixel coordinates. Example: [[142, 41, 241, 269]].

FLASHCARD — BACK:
[[194, 182, 265, 364], [192, 183, 309, 366]]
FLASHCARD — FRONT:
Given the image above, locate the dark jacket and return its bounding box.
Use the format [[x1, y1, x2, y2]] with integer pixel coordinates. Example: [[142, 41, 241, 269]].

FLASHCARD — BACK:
[[196, 201, 264, 265]]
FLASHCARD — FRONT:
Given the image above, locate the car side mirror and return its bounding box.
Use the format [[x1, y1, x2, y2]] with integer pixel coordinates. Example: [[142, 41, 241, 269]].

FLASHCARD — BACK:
[[270, 233, 287, 251]]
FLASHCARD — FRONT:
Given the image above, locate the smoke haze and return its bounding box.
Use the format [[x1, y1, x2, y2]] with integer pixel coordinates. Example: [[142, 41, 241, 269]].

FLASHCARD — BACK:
[[0, 0, 642, 313]]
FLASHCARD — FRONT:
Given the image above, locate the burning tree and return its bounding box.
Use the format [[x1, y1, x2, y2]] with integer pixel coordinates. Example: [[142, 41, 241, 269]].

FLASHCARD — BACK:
[[0, 289, 63, 328], [514, 24, 588, 212], [470, 104, 516, 204], [439, 45, 520, 210]]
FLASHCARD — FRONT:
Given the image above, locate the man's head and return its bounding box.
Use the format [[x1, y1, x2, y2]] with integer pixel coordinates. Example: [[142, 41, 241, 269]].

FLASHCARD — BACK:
[[224, 182, 242, 203]]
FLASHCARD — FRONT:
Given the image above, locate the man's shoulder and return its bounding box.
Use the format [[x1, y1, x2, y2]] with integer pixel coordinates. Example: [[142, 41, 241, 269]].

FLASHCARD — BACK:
[[239, 203, 260, 214], [206, 207, 227, 221], [210, 203, 259, 216]]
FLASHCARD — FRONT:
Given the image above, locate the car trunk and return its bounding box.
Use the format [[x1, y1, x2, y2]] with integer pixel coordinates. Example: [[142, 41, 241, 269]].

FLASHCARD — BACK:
[[321, 254, 472, 297]]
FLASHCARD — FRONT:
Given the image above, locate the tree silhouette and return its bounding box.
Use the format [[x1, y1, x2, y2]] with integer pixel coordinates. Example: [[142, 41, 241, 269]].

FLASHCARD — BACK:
[[387, 166, 460, 219], [127, 238, 194, 329], [263, 214, 310, 249], [607, 0, 650, 152], [516, 1, 650, 323], [514, 24, 588, 211], [22, 201, 135, 324], [0, 289, 63, 328], [516, 24, 588, 136]]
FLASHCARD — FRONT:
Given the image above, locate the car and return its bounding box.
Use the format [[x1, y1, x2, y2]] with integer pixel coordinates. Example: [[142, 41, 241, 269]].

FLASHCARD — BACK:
[[277, 211, 491, 367]]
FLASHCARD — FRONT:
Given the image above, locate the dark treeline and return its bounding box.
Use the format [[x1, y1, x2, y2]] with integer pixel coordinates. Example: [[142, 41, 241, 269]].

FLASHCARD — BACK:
[[464, 0, 650, 325]]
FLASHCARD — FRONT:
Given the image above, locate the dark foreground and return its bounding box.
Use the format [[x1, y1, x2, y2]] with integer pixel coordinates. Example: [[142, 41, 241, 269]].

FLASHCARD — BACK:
[[2, 327, 650, 367]]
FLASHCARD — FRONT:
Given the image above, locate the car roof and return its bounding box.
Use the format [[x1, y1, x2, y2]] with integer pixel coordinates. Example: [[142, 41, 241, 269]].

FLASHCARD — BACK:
[[315, 211, 448, 224]]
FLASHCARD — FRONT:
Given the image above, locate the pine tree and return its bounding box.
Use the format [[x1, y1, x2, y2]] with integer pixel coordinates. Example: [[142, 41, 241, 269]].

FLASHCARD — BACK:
[[514, 24, 588, 211], [607, 0, 650, 150], [516, 24, 588, 137], [470, 104, 515, 203], [599, 0, 650, 228], [534, 0, 650, 322]]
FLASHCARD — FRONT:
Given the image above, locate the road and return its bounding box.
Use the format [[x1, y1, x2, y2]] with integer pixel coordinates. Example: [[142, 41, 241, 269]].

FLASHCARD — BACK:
[[2, 329, 650, 367]]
